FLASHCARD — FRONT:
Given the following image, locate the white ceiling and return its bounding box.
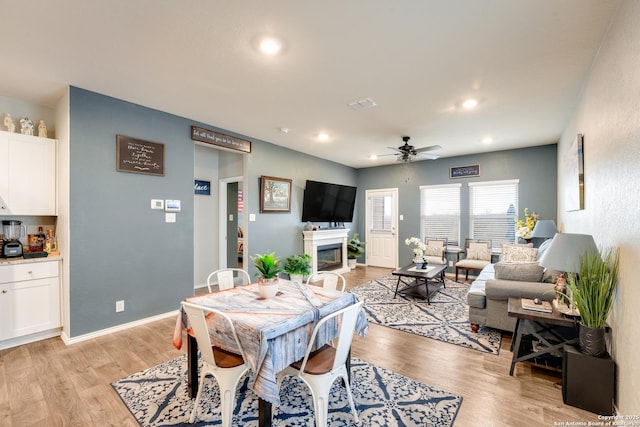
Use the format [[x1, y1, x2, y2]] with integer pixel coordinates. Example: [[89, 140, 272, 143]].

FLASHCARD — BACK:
[[0, 0, 619, 168]]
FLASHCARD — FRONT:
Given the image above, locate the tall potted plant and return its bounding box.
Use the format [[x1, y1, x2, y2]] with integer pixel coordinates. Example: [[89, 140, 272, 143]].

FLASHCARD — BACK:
[[562, 247, 619, 357], [284, 253, 312, 282], [347, 233, 365, 269], [250, 252, 283, 298]]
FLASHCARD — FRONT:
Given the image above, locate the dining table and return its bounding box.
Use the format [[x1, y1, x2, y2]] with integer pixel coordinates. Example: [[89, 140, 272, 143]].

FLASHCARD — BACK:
[[172, 278, 368, 427]]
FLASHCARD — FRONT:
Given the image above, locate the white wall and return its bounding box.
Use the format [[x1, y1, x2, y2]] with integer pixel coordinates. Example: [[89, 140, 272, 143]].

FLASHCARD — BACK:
[[557, 0, 639, 412], [194, 144, 220, 288]]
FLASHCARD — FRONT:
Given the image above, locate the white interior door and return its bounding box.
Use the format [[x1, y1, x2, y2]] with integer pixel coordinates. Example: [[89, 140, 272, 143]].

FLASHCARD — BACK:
[[365, 188, 398, 268]]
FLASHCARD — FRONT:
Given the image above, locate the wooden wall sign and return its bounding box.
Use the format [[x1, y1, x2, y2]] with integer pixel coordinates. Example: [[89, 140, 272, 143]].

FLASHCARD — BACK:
[[191, 126, 252, 153], [116, 135, 165, 176], [450, 164, 480, 179]]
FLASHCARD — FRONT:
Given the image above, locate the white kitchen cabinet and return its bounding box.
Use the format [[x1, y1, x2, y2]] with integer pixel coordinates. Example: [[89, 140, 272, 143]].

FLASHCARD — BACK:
[[0, 130, 57, 216], [0, 259, 61, 341]]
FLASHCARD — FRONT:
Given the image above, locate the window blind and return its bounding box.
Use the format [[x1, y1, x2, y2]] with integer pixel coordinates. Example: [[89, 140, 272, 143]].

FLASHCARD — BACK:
[[369, 194, 392, 231], [469, 180, 518, 249], [420, 184, 461, 247]]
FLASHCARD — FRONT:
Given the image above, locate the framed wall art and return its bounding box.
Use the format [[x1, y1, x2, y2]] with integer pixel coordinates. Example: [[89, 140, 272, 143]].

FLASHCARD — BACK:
[[116, 135, 165, 176], [260, 176, 292, 213], [564, 133, 585, 211]]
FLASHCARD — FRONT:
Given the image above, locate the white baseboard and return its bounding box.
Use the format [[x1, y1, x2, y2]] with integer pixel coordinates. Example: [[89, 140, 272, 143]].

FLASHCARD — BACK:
[[61, 310, 179, 346], [0, 329, 62, 351]]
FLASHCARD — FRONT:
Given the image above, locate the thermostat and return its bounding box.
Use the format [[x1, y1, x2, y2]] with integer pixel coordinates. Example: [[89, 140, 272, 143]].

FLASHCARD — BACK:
[[165, 199, 181, 212]]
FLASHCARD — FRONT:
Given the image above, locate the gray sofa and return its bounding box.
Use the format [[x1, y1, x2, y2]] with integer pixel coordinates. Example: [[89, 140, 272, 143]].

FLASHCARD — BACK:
[[467, 261, 557, 332]]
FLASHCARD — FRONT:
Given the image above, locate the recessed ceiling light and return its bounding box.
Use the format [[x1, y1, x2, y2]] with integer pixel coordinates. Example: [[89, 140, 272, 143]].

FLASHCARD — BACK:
[[462, 99, 479, 109], [317, 132, 330, 142], [258, 36, 283, 55], [369, 154, 378, 160], [482, 136, 493, 144]]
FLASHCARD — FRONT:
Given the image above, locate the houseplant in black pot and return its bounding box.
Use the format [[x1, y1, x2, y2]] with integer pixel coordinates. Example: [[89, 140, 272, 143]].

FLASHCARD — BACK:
[[562, 247, 619, 357], [347, 233, 365, 269], [250, 252, 283, 298], [284, 253, 312, 282]]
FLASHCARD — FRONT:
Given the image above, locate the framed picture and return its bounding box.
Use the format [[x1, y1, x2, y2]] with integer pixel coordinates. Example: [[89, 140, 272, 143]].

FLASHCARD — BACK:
[[260, 176, 292, 213], [450, 164, 480, 179], [564, 133, 585, 211]]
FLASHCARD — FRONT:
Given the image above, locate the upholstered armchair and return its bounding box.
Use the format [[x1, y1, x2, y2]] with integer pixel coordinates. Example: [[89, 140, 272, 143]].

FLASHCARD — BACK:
[[423, 237, 448, 265], [455, 238, 492, 281]]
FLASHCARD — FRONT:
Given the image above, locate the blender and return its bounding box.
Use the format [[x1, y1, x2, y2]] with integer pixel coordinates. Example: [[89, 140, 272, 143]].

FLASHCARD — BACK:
[[1, 220, 25, 258]]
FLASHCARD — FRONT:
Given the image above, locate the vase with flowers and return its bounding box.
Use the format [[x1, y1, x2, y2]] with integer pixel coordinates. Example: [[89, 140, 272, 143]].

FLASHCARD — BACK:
[[515, 208, 539, 242], [405, 237, 428, 266]]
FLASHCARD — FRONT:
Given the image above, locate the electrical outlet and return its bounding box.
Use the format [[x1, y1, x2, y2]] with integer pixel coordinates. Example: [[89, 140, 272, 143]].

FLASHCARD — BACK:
[[116, 300, 125, 312], [449, 260, 454, 267]]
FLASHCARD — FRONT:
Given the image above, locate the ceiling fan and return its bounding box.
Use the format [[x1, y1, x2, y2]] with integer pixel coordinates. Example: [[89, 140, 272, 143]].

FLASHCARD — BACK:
[[384, 136, 442, 162]]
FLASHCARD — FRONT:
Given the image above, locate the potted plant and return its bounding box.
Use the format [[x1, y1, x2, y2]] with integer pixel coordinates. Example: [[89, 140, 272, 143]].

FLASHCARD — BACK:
[[347, 233, 365, 269], [284, 253, 312, 282], [561, 246, 619, 357], [250, 252, 283, 298]]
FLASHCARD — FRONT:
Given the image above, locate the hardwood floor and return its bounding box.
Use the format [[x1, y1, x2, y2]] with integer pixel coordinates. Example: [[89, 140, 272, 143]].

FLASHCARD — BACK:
[[0, 265, 600, 426]]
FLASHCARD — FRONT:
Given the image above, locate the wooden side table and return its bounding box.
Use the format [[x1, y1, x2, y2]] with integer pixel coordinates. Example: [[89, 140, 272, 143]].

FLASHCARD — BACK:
[[507, 297, 579, 375]]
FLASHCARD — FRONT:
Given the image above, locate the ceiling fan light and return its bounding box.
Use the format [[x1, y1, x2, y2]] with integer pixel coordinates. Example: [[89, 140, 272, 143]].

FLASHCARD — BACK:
[[462, 99, 478, 109]]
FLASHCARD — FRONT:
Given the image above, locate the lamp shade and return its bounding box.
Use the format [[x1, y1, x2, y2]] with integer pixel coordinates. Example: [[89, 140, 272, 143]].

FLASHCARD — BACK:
[[537, 233, 598, 273], [531, 220, 558, 238]]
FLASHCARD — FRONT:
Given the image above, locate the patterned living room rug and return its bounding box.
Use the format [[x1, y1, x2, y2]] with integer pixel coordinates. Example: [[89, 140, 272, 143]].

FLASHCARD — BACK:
[[350, 275, 502, 354], [112, 355, 462, 427]]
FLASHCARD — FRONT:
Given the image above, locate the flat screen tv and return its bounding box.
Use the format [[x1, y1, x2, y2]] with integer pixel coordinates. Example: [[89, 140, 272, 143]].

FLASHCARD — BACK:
[[301, 180, 357, 223]]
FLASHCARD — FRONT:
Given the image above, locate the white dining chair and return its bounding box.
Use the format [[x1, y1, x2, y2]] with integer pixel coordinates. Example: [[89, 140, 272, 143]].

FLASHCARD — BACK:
[[181, 301, 250, 426], [207, 268, 251, 292], [277, 301, 363, 427], [306, 271, 346, 292]]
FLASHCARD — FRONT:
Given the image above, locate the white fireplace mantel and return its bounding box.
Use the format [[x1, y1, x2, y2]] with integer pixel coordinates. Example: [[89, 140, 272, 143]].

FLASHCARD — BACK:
[[303, 229, 350, 274]]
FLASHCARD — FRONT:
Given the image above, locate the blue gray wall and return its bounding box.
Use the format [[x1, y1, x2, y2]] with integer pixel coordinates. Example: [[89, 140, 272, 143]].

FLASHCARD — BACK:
[[243, 140, 359, 279], [356, 144, 557, 266], [69, 88, 196, 336], [67, 87, 358, 336]]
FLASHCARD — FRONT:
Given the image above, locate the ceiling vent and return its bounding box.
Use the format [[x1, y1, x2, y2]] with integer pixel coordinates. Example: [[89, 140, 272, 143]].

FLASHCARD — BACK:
[[348, 97, 377, 110]]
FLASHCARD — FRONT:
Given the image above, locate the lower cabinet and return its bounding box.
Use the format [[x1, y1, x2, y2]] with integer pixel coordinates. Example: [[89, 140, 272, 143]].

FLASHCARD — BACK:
[[0, 260, 61, 342]]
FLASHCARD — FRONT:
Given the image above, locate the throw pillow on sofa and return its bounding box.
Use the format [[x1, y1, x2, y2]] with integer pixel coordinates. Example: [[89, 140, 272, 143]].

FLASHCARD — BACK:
[[494, 261, 544, 282], [501, 244, 537, 262]]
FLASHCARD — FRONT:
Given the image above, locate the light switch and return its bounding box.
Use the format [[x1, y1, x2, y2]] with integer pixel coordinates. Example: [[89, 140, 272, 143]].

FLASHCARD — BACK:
[[229, 214, 234, 221], [151, 199, 164, 210], [249, 214, 256, 222], [399, 214, 404, 221]]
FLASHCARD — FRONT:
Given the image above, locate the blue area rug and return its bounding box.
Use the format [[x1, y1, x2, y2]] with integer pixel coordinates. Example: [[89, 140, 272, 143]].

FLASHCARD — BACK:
[[350, 275, 502, 354], [112, 355, 462, 426]]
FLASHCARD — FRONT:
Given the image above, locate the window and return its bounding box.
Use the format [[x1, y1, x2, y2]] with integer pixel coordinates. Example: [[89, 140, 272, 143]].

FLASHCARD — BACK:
[[420, 183, 461, 247], [369, 194, 393, 231], [469, 180, 518, 249]]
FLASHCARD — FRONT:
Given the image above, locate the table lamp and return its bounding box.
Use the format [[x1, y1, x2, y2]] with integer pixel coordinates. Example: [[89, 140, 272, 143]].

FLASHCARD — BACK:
[[537, 232, 597, 273], [531, 220, 558, 240], [538, 233, 598, 314]]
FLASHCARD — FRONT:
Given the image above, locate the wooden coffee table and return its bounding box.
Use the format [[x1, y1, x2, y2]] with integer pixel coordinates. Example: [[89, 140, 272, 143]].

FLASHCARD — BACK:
[[392, 263, 448, 304]]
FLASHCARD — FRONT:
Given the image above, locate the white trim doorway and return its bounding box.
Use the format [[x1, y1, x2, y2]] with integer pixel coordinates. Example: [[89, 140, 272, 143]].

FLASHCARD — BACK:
[[219, 176, 244, 269], [365, 188, 398, 268]]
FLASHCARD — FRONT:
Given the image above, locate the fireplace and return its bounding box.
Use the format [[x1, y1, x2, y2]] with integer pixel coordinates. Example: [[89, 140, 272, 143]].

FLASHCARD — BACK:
[[317, 243, 342, 271], [303, 229, 350, 274]]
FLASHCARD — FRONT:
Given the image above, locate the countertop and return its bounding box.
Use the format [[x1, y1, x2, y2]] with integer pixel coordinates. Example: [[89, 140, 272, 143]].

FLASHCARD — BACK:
[[0, 254, 63, 265]]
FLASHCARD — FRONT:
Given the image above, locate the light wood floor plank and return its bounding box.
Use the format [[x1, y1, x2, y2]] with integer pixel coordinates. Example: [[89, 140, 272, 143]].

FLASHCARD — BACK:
[[0, 265, 601, 425]]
